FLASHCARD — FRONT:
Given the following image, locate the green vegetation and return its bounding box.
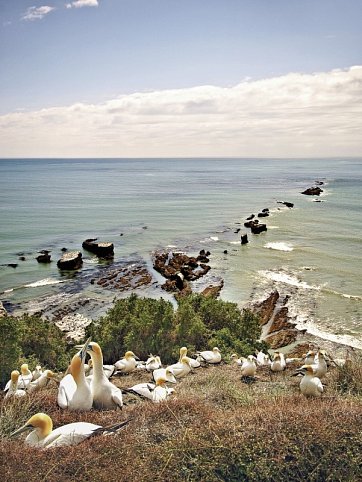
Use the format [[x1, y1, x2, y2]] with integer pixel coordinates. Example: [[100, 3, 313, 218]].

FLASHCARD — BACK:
[[86, 293, 267, 363], [332, 353, 362, 396], [0, 315, 70, 387]]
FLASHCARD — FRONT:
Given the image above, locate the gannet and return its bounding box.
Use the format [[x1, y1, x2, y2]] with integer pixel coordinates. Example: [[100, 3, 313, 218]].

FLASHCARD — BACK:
[[311, 350, 328, 379], [179, 347, 201, 368], [86, 359, 115, 379], [255, 351, 271, 367], [115, 351, 139, 374], [27, 370, 56, 393], [32, 366, 43, 381], [124, 378, 174, 403], [240, 355, 257, 377], [304, 350, 317, 365], [84, 341, 123, 409], [4, 371, 26, 399], [57, 342, 92, 411], [270, 352, 286, 372], [166, 356, 192, 379], [297, 365, 324, 397], [16, 364, 33, 389], [230, 354, 244, 366], [152, 367, 177, 384], [10, 412, 130, 448], [196, 347, 222, 364]]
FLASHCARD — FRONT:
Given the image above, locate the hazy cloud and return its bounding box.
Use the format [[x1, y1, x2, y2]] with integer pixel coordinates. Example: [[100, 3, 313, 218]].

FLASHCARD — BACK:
[[1, 66, 361, 158], [66, 0, 99, 8], [21, 6, 55, 21]]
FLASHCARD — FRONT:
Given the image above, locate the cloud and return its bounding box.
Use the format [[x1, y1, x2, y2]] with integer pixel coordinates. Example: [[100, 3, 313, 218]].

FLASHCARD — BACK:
[[1, 66, 361, 158], [66, 0, 99, 8], [21, 6, 55, 21]]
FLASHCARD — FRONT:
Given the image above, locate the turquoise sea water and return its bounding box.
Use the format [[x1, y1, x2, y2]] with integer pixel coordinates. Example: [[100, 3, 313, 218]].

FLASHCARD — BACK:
[[0, 158, 361, 347]]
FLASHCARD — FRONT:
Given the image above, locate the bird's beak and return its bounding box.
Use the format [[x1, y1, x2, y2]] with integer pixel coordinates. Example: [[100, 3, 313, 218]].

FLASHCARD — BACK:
[[75, 336, 92, 352], [9, 424, 32, 438], [134, 355, 140, 361]]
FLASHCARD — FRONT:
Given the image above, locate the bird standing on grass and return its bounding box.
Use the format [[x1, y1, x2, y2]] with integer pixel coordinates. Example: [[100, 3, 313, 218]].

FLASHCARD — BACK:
[[270, 352, 286, 372], [296, 365, 324, 397], [57, 341, 92, 411], [10, 412, 130, 448], [82, 341, 124, 409], [240, 355, 257, 377], [124, 377, 174, 403]]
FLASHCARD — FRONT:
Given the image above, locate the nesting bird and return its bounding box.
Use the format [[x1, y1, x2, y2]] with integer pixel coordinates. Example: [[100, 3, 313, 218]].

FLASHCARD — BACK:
[[255, 350, 271, 367], [166, 356, 192, 379], [27, 370, 56, 393], [115, 351, 139, 374], [270, 352, 286, 372], [178, 347, 201, 368], [4, 371, 26, 399], [124, 377, 174, 403], [297, 365, 324, 397], [32, 365, 43, 381], [196, 347, 221, 364], [240, 355, 257, 377], [153, 367, 177, 385], [10, 412, 130, 448]]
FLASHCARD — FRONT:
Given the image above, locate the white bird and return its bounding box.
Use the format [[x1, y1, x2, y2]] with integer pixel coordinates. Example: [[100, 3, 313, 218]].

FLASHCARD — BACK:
[[230, 354, 244, 366], [114, 351, 139, 374], [57, 342, 92, 411], [297, 365, 324, 397], [27, 370, 56, 393], [124, 377, 174, 403], [5, 364, 33, 391], [240, 355, 257, 377], [84, 341, 123, 409], [145, 355, 162, 371], [32, 365, 43, 381], [311, 350, 328, 379], [179, 347, 201, 368], [166, 356, 192, 379], [4, 371, 26, 399], [10, 412, 130, 448], [196, 347, 221, 364], [270, 352, 286, 372], [153, 367, 177, 385], [304, 350, 317, 365], [255, 351, 271, 367], [86, 359, 115, 379]]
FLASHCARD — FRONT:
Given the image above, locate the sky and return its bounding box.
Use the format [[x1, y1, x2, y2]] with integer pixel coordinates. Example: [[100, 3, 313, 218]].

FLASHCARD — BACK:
[[0, 0, 361, 158]]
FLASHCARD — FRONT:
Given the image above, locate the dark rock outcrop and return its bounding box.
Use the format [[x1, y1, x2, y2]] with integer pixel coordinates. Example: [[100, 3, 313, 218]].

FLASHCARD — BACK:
[[7, 263, 17, 268], [252, 290, 280, 326], [277, 201, 294, 208], [258, 212, 269, 218], [240, 234, 248, 244], [57, 251, 83, 270], [301, 186, 323, 196], [82, 239, 114, 258], [94, 264, 152, 291], [36, 251, 51, 263], [153, 250, 212, 294], [246, 214, 255, 220], [251, 222, 267, 234]]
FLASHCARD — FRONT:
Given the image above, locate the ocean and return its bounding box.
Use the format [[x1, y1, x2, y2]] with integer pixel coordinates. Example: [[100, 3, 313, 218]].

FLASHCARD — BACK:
[[0, 158, 361, 348]]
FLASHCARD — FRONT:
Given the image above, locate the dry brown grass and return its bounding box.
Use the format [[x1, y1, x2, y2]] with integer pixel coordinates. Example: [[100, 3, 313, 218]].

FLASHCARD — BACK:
[[1, 362, 362, 482]]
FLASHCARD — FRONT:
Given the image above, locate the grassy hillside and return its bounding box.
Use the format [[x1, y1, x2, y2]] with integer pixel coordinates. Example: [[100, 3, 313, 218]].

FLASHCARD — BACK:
[[1, 357, 361, 482]]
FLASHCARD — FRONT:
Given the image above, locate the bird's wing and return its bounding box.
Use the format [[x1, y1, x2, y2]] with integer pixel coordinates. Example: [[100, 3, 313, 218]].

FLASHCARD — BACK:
[[111, 387, 123, 408], [103, 365, 115, 378], [4, 379, 10, 391], [114, 359, 126, 370], [57, 374, 76, 409], [317, 379, 324, 393]]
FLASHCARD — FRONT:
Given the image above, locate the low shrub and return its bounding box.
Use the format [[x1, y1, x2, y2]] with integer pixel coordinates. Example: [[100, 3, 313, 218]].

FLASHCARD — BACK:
[[86, 294, 267, 364]]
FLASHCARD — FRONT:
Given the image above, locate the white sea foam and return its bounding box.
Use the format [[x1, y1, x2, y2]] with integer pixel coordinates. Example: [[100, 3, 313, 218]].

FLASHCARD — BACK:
[[166, 245, 177, 248], [210, 236, 219, 241], [295, 320, 362, 350], [264, 242, 293, 252], [259, 270, 320, 290], [24, 278, 64, 288], [324, 288, 362, 301]]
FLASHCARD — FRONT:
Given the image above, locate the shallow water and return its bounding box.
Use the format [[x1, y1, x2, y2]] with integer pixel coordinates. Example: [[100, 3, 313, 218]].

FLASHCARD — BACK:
[[0, 158, 361, 347]]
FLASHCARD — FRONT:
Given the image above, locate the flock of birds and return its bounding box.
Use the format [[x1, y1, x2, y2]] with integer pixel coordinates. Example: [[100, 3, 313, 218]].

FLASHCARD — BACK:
[[4, 340, 339, 449]]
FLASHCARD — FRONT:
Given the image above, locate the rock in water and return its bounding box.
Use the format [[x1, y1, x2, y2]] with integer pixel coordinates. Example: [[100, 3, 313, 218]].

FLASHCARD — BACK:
[[82, 238, 114, 258], [57, 251, 83, 270], [301, 186, 323, 196]]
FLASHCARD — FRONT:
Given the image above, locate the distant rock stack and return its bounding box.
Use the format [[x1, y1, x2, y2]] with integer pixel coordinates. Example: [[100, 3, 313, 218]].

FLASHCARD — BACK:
[[57, 251, 83, 270], [82, 238, 114, 259]]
